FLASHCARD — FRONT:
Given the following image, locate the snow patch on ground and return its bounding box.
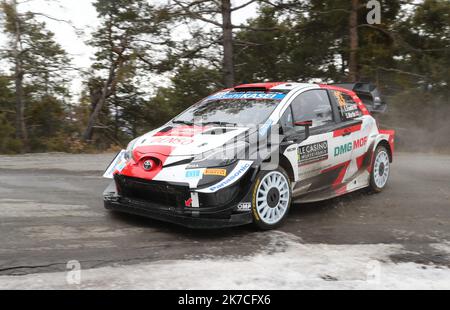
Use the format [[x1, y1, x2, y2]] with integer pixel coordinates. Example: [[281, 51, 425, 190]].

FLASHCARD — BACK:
[[1, 231, 449, 290]]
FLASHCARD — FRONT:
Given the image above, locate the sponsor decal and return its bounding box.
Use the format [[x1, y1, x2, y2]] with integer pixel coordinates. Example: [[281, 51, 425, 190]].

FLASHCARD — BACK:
[[185, 169, 202, 178], [185, 198, 192, 207], [252, 179, 261, 221], [207, 92, 286, 101], [103, 150, 127, 179], [204, 168, 227, 177], [334, 91, 347, 107], [115, 159, 127, 172], [197, 161, 253, 193], [190, 192, 200, 208], [237, 202, 252, 212], [209, 163, 250, 192], [341, 104, 361, 119], [333, 91, 362, 119], [298, 141, 329, 166], [149, 137, 194, 145], [334, 136, 368, 157]]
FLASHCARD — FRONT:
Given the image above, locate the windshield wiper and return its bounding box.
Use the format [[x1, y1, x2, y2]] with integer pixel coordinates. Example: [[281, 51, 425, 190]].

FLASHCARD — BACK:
[[172, 120, 194, 126], [173, 120, 238, 127], [202, 121, 238, 127]]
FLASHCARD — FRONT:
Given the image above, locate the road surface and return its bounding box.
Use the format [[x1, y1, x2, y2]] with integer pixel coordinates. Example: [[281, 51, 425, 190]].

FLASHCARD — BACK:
[[0, 152, 449, 289]]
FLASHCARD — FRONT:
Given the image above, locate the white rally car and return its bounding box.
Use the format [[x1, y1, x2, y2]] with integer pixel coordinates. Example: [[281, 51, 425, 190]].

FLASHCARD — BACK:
[[103, 82, 395, 229]]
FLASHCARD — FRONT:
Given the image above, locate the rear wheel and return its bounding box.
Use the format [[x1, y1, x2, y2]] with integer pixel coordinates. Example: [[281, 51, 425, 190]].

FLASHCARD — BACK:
[[369, 145, 390, 193], [251, 167, 292, 230]]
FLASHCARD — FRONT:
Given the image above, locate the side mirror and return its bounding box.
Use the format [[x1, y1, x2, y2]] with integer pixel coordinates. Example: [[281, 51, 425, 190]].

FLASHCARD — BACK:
[[294, 120, 313, 139]]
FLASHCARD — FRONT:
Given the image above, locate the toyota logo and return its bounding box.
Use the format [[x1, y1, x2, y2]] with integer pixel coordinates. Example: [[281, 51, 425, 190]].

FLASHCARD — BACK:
[[143, 160, 153, 171]]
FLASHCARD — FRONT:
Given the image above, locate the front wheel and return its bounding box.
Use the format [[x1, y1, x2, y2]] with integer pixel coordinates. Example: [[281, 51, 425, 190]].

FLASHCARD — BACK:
[[251, 167, 292, 230], [369, 145, 390, 193]]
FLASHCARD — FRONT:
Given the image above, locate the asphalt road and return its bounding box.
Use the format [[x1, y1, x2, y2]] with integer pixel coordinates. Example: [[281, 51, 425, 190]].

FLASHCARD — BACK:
[[0, 152, 449, 289]]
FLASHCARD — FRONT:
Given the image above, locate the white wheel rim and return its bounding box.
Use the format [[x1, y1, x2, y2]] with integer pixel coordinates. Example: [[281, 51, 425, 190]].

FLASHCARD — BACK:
[[374, 151, 390, 188], [256, 171, 290, 225]]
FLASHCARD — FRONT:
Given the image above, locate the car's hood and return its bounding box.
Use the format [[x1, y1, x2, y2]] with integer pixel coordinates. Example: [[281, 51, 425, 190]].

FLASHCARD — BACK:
[[131, 124, 252, 160]]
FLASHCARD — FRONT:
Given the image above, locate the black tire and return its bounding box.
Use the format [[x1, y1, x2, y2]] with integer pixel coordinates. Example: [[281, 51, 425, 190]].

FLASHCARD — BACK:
[[251, 166, 292, 230], [369, 145, 390, 193]]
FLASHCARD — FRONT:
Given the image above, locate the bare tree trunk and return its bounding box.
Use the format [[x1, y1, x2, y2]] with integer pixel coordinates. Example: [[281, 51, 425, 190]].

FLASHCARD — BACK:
[[11, 0, 28, 151], [114, 94, 119, 142], [349, 0, 359, 82], [221, 0, 235, 88], [82, 62, 118, 142]]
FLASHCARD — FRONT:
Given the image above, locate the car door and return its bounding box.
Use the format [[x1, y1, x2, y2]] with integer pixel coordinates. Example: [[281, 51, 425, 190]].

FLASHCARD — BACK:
[[329, 89, 370, 181], [280, 89, 357, 198]]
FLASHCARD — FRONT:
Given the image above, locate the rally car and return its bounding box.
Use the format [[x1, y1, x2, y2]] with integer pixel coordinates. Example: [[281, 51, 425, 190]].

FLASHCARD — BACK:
[[103, 82, 394, 229]]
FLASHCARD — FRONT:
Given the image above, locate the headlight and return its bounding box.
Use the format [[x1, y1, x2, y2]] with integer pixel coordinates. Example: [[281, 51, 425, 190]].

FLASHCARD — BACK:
[[190, 141, 247, 168], [124, 138, 138, 162]]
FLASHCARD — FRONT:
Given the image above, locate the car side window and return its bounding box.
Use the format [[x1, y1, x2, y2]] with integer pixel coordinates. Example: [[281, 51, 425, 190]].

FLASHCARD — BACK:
[[279, 106, 294, 133], [291, 90, 334, 128], [332, 91, 363, 121]]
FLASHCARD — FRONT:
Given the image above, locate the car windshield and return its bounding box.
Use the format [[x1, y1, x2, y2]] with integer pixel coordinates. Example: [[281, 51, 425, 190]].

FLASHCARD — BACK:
[[173, 98, 280, 127]]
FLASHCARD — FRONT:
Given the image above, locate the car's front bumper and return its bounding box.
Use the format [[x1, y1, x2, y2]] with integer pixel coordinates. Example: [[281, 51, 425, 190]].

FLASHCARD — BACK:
[[104, 197, 252, 229], [103, 176, 255, 228]]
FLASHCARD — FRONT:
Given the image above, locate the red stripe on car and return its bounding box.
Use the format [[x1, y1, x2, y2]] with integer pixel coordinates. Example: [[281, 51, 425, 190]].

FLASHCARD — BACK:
[[234, 82, 286, 90], [379, 129, 396, 156], [333, 161, 350, 187], [356, 153, 366, 169], [321, 160, 351, 189], [333, 124, 362, 137]]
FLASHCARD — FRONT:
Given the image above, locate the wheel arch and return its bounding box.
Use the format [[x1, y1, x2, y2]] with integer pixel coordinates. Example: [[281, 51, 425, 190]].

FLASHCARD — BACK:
[[260, 150, 296, 182], [279, 154, 295, 182], [375, 139, 393, 163]]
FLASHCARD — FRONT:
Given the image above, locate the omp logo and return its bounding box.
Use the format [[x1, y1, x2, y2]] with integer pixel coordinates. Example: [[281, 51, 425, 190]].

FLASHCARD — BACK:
[[237, 202, 251, 211], [334, 137, 368, 156], [149, 137, 194, 145]]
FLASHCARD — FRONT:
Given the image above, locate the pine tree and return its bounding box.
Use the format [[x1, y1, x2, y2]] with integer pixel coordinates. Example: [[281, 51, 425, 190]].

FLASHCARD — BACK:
[[0, 75, 21, 153], [169, 0, 276, 88], [82, 0, 171, 143], [1, 0, 71, 152]]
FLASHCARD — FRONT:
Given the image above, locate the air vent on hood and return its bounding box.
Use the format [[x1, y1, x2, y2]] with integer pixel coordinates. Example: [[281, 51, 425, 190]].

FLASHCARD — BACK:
[[157, 126, 173, 133]]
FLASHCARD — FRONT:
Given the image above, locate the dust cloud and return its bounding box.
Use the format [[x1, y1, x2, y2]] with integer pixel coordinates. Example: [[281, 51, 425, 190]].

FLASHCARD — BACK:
[[377, 101, 450, 153]]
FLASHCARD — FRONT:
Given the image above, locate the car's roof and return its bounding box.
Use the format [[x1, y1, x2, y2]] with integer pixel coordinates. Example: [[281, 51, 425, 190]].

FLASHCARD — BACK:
[[232, 82, 357, 96], [233, 82, 317, 93]]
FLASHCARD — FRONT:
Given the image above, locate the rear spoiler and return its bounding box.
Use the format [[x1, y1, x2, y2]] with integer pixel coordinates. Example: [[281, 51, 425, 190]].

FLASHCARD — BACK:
[[331, 83, 387, 113]]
